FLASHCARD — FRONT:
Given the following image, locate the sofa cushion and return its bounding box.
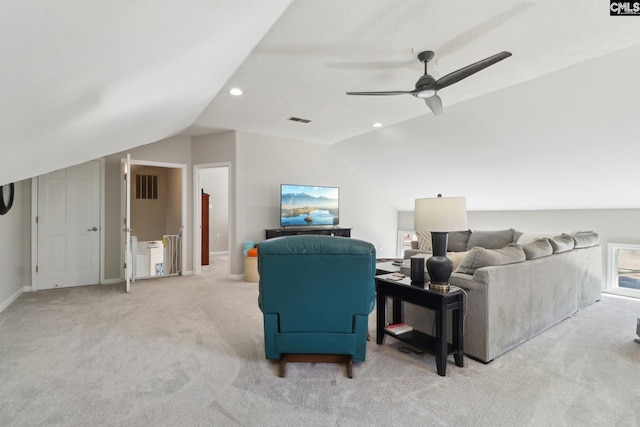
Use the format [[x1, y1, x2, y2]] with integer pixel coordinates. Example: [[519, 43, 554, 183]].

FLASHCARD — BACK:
[[447, 230, 471, 252], [521, 238, 553, 260], [415, 230, 432, 252], [448, 251, 470, 271], [466, 229, 517, 250], [549, 234, 575, 253], [516, 232, 561, 245], [571, 231, 600, 248], [454, 244, 526, 275]]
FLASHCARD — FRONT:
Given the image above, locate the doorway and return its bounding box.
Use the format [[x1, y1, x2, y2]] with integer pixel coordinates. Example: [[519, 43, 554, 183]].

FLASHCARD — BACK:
[[122, 159, 187, 283], [194, 163, 230, 276]]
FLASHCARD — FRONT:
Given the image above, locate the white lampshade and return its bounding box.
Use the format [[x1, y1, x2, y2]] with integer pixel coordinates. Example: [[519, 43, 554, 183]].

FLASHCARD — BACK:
[[414, 196, 468, 232]]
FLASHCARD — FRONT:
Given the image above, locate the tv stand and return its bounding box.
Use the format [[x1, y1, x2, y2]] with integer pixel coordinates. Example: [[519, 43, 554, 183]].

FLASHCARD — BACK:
[[265, 227, 351, 239]]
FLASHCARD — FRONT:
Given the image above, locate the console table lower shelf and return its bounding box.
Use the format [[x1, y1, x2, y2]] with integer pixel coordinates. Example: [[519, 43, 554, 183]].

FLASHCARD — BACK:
[[375, 274, 465, 376]]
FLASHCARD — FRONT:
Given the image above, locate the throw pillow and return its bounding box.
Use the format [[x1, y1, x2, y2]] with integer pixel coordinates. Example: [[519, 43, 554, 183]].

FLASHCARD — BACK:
[[447, 230, 472, 252], [415, 230, 432, 252], [454, 244, 526, 275], [448, 251, 470, 271], [466, 229, 516, 250], [571, 231, 600, 248], [549, 234, 575, 253], [520, 238, 553, 260]]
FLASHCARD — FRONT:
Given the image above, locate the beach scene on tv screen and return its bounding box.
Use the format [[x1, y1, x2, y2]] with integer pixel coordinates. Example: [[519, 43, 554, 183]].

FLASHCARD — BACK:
[[281, 185, 339, 226]]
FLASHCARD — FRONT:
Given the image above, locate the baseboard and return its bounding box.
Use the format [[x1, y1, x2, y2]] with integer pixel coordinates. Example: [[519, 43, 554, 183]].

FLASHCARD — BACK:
[[101, 278, 122, 285], [0, 287, 25, 314], [182, 270, 194, 276], [230, 274, 244, 280], [210, 251, 229, 255]]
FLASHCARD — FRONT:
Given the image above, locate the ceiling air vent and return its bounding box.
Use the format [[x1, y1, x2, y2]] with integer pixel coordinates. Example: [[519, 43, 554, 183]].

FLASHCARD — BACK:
[[287, 116, 311, 124]]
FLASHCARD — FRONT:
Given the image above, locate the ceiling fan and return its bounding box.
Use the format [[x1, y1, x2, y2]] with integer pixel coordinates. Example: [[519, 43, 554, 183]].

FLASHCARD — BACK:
[[346, 50, 512, 116]]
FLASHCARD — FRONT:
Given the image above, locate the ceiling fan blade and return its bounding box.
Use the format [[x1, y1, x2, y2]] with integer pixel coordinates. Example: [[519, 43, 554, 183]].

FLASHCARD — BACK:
[[433, 51, 512, 90], [425, 95, 443, 115], [327, 60, 414, 70], [346, 90, 414, 96]]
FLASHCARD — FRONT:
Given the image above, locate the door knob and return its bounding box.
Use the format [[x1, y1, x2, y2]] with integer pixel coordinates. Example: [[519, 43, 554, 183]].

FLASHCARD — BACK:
[[88, 226, 98, 231]]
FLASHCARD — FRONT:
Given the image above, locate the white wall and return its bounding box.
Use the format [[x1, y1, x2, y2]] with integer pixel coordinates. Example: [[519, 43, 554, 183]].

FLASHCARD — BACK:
[[0, 180, 30, 312], [234, 131, 398, 275], [192, 131, 237, 271], [399, 208, 640, 285]]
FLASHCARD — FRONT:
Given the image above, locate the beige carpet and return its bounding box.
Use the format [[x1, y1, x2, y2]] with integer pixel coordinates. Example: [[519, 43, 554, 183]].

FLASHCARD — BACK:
[[1, 256, 639, 426]]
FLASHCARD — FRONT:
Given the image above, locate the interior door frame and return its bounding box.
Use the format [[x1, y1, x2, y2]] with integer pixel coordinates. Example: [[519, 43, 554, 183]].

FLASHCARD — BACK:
[[193, 162, 232, 277], [30, 159, 106, 291], [120, 158, 188, 282]]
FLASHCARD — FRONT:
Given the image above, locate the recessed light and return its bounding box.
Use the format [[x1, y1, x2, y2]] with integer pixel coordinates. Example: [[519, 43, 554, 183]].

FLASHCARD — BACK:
[[229, 88, 243, 96], [372, 122, 383, 128]]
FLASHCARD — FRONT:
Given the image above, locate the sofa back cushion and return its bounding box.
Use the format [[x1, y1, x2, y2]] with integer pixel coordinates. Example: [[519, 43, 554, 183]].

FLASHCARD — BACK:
[[549, 234, 575, 253], [466, 229, 517, 250], [571, 231, 600, 248], [447, 230, 472, 252], [521, 238, 553, 260], [455, 244, 526, 275]]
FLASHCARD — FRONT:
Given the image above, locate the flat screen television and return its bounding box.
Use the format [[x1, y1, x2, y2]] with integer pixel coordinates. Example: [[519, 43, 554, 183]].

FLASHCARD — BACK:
[[280, 184, 339, 227]]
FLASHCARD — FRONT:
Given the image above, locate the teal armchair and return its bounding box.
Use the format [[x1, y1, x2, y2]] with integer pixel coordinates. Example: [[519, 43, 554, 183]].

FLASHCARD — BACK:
[[258, 235, 376, 377]]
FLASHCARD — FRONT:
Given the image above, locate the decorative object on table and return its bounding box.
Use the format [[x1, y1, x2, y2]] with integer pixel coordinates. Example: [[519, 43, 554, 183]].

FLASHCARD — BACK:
[[242, 241, 255, 256], [414, 195, 468, 292], [384, 323, 413, 336], [0, 183, 15, 215], [410, 257, 425, 284]]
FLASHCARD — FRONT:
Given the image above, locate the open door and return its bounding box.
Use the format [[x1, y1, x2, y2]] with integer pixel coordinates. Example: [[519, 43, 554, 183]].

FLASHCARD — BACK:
[[124, 154, 132, 292]]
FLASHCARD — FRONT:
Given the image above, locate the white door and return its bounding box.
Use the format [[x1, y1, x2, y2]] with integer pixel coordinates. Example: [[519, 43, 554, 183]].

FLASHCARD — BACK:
[[37, 161, 101, 289]]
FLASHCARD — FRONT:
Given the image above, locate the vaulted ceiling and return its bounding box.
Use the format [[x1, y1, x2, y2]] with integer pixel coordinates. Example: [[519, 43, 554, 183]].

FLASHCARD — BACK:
[[2, 0, 640, 210]]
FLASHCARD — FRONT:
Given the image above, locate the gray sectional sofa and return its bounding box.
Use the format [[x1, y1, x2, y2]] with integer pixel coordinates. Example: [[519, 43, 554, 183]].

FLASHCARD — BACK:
[[401, 229, 602, 363]]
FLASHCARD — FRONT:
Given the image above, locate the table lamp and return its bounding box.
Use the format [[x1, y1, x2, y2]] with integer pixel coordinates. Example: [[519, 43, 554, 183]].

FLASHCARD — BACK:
[[414, 195, 468, 292]]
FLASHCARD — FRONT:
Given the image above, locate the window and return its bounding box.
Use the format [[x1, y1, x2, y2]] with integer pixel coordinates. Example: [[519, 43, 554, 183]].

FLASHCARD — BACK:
[[607, 244, 640, 298], [135, 174, 158, 200], [397, 231, 417, 258]]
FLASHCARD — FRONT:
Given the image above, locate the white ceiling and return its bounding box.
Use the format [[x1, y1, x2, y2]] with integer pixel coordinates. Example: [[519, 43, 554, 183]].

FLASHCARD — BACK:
[[189, 0, 640, 145], [0, 0, 291, 185], [2, 0, 640, 211]]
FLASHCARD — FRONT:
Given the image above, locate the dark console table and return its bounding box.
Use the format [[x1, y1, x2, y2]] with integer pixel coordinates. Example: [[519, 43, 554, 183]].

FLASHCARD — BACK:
[[265, 227, 351, 239], [375, 273, 465, 376]]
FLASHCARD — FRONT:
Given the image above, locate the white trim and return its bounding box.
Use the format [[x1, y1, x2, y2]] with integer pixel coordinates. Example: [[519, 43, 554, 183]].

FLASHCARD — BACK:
[[30, 179, 38, 291], [230, 274, 244, 280], [0, 287, 24, 314], [210, 251, 229, 256], [98, 158, 106, 286], [607, 243, 640, 298], [182, 270, 194, 276], [101, 278, 122, 286]]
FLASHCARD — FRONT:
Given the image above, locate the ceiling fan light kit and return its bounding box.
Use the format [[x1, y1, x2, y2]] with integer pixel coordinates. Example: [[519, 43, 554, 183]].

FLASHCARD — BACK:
[[346, 50, 512, 115]]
